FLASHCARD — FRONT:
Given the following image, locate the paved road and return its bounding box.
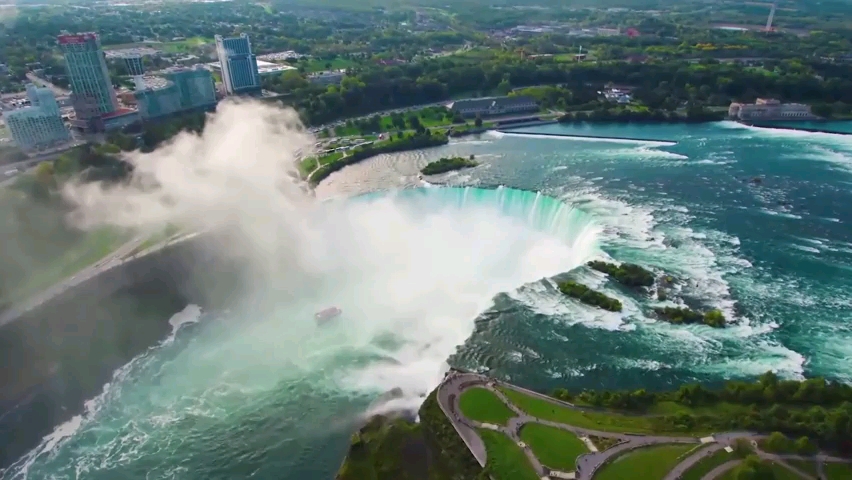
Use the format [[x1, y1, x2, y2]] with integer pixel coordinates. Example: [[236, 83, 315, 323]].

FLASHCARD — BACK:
[[701, 459, 742, 480], [25, 72, 71, 97], [0, 231, 196, 327], [662, 444, 723, 480]]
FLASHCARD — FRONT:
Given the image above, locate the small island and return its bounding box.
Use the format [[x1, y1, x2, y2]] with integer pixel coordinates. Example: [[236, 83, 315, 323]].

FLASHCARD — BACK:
[[421, 156, 479, 175], [557, 281, 623, 312], [653, 306, 726, 328], [587, 260, 655, 288]]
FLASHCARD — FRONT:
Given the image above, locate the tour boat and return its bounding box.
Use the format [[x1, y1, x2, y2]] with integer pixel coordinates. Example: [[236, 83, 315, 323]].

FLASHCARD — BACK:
[[315, 306, 342, 325]]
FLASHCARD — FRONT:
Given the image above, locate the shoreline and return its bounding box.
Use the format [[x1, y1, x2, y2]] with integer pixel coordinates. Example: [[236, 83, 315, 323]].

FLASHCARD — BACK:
[[496, 129, 677, 144]]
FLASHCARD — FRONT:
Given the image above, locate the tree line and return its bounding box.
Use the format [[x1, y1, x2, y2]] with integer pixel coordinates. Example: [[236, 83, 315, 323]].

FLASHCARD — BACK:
[[552, 371, 852, 453]]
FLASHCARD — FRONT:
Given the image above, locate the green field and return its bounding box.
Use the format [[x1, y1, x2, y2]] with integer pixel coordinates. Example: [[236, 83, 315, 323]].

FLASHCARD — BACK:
[[518, 423, 588, 471], [499, 387, 679, 435], [784, 459, 820, 478], [298, 57, 357, 73], [478, 429, 540, 480], [595, 444, 697, 480], [458, 387, 516, 426], [719, 462, 804, 480], [680, 448, 735, 480], [825, 462, 852, 480], [10, 227, 129, 301]]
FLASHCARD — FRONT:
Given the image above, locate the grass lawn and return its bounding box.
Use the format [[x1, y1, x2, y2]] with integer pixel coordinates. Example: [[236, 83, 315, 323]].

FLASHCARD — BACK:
[[458, 387, 516, 426], [12, 227, 129, 300], [519, 423, 588, 471], [595, 444, 697, 480], [478, 429, 540, 480], [719, 461, 806, 480], [498, 387, 691, 435], [296, 57, 357, 73], [770, 463, 808, 480], [825, 462, 852, 480], [162, 36, 212, 53], [681, 448, 735, 480], [784, 459, 820, 478]]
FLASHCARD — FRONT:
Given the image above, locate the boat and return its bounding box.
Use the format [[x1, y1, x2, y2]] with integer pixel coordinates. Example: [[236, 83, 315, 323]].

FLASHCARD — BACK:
[[315, 306, 342, 325]]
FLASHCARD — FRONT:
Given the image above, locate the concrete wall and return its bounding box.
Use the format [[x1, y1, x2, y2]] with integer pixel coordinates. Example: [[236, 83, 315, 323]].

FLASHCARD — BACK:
[[0, 236, 250, 468]]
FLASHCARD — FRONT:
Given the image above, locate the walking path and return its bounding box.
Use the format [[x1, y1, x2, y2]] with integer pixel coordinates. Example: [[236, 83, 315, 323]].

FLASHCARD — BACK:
[[0, 231, 195, 326], [436, 371, 852, 480]]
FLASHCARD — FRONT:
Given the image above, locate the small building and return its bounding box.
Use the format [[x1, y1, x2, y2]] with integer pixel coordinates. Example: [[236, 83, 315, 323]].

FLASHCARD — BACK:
[[728, 98, 817, 121], [447, 96, 538, 118], [5, 84, 71, 152], [308, 70, 345, 85]]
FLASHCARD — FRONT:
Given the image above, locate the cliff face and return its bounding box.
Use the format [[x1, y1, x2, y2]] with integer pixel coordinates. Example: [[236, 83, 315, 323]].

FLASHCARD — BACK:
[[0, 237, 250, 469], [335, 390, 484, 480]]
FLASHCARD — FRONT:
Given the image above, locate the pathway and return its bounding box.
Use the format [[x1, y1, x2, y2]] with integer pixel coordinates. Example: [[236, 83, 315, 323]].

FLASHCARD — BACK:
[[701, 460, 742, 480], [438, 372, 705, 480], [0, 231, 195, 326], [436, 371, 851, 480]]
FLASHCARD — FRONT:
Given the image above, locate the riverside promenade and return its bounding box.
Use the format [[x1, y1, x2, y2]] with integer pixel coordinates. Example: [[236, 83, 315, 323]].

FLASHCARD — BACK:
[[436, 371, 851, 480]]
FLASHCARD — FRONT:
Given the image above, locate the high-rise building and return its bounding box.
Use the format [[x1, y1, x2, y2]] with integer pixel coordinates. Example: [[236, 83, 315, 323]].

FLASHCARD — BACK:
[[215, 34, 261, 96], [58, 32, 119, 123], [123, 54, 145, 77], [135, 83, 182, 120], [5, 84, 71, 152], [165, 67, 217, 110]]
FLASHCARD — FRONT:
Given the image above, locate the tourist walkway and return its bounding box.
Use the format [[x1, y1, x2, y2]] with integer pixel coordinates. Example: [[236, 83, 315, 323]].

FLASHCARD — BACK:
[[436, 371, 851, 480]]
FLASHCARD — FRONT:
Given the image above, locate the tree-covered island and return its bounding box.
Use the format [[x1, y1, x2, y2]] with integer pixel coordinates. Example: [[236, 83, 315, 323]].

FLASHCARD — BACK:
[[587, 260, 655, 288], [421, 156, 479, 175], [654, 306, 727, 328], [557, 280, 623, 312]]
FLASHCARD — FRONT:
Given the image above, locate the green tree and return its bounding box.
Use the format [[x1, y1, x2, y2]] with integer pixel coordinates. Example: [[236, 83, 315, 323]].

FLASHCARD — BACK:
[[764, 431, 789, 453], [794, 436, 817, 455], [474, 114, 483, 128]]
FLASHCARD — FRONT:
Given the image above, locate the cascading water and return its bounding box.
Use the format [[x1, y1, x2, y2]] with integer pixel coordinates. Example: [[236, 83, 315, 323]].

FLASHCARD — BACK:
[[2, 101, 601, 480]]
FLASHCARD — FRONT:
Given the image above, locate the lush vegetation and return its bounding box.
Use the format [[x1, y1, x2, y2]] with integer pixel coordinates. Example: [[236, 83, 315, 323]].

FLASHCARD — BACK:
[[477, 429, 539, 480], [548, 371, 852, 454], [421, 156, 478, 175], [337, 389, 486, 480], [518, 423, 588, 471], [722, 456, 802, 480], [825, 463, 852, 480], [588, 260, 655, 288], [498, 386, 686, 435], [594, 443, 697, 480], [309, 131, 448, 184], [557, 280, 623, 312], [458, 387, 516, 426], [653, 306, 727, 328]]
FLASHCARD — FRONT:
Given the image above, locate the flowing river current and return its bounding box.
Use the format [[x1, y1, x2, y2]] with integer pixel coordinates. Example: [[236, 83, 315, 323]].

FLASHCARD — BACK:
[[5, 120, 852, 479]]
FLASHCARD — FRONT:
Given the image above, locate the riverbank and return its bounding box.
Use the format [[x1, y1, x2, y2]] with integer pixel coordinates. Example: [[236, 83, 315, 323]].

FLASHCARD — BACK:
[[307, 132, 449, 185]]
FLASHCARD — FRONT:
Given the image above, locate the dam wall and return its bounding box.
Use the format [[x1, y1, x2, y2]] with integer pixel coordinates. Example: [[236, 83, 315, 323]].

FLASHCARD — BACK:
[[0, 236, 249, 469]]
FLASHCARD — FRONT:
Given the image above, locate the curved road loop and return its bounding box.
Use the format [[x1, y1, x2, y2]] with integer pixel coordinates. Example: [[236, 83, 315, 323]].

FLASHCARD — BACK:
[[436, 371, 851, 480]]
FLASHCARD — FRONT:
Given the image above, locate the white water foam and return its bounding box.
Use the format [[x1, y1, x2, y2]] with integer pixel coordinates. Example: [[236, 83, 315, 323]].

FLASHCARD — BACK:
[[6, 305, 204, 478], [496, 130, 677, 147]]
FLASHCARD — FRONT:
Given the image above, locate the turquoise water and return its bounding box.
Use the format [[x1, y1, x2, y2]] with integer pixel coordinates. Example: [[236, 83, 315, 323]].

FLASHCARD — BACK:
[[5, 120, 852, 479]]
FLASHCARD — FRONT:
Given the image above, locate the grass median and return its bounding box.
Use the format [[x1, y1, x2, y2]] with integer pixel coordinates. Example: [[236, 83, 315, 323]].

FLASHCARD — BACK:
[[458, 387, 516, 426], [519, 423, 588, 471], [595, 443, 697, 480]]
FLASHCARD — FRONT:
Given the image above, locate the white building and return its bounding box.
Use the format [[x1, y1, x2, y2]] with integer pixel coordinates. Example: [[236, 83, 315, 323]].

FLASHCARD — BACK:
[[447, 96, 539, 118], [729, 98, 817, 121], [308, 70, 345, 85], [5, 84, 71, 152]]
